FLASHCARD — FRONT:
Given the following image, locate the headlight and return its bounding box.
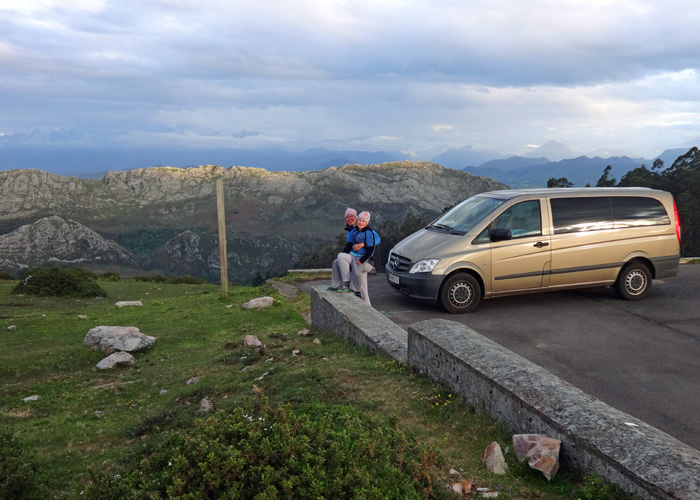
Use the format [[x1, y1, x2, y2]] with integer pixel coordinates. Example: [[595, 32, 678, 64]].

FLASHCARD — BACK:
[[409, 259, 440, 274]]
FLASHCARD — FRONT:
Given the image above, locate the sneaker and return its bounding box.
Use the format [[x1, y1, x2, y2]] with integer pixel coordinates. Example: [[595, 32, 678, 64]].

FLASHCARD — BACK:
[[336, 287, 350, 293], [355, 291, 362, 298], [326, 286, 339, 291]]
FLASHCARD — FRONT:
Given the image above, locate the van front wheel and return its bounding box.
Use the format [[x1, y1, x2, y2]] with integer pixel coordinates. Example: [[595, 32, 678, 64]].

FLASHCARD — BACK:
[[615, 262, 652, 300], [440, 273, 481, 314]]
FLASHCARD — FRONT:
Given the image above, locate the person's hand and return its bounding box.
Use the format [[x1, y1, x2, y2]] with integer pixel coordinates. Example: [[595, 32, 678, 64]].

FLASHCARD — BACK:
[[356, 260, 362, 266], [352, 243, 365, 251]]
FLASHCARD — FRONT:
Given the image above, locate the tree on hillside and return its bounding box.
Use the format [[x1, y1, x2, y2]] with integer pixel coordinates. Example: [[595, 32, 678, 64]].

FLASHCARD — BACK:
[[596, 165, 617, 187], [547, 177, 573, 188]]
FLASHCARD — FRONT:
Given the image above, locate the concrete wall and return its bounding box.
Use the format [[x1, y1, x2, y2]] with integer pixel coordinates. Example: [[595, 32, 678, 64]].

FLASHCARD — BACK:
[[310, 286, 700, 500]]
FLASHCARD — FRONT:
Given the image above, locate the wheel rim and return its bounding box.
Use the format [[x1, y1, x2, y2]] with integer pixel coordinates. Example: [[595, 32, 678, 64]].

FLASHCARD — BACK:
[[449, 281, 473, 308], [624, 269, 647, 296]]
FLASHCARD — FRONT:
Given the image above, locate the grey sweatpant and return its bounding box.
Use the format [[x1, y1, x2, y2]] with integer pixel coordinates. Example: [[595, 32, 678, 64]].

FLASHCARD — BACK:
[[350, 259, 374, 306], [331, 252, 353, 288]]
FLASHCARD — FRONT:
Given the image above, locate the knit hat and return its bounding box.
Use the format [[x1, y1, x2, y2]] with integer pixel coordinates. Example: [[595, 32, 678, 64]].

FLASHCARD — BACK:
[[345, 207, 357, 218], [358, 211, 370, 223]]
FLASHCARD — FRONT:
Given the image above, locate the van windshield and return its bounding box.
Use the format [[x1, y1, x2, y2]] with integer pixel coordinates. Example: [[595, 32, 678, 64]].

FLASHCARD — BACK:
[[429, 196, 506, 234]]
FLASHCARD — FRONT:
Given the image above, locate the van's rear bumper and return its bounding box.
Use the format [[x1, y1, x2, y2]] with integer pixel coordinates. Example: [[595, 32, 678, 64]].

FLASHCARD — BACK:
[[385, 268, 442, 302], [652, 254, 680, 279]]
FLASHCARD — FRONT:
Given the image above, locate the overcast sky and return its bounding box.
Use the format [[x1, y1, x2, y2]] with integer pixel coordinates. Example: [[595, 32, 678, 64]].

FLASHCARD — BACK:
[[1, 0, 699, 158]]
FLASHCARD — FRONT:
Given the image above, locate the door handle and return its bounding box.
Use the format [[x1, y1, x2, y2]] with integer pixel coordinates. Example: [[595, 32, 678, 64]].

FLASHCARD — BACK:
[[533, 241, 549, 248]]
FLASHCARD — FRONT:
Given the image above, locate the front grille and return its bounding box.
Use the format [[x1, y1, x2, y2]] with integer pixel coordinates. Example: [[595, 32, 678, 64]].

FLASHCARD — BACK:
[[389, 253, 412, 273]]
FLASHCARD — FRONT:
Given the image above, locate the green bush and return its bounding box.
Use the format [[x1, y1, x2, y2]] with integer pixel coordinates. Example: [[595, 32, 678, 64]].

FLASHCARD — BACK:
[[165, 275, 208, 285], [0, 429, 48, 500], [0, 271, 15, 280], [84, 395, 449, 500], [129, 274, 167, 283], [12, 267, 107, 298], [97, 272, 121, 282]]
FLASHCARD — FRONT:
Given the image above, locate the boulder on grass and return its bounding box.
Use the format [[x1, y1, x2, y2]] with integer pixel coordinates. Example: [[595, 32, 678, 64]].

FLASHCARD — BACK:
[[96, 351, 135, 370], [84, 326, 156, 354], [242, 296, 274, 309]]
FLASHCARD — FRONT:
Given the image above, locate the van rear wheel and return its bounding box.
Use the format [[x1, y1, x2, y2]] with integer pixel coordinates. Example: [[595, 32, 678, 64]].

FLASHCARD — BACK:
[[440, 273, 481, 314], [615, 262, 652, 300]]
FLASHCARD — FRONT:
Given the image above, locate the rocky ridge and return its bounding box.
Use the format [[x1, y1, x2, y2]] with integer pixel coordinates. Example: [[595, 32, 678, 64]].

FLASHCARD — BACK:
[[0, 162, 507, 282]]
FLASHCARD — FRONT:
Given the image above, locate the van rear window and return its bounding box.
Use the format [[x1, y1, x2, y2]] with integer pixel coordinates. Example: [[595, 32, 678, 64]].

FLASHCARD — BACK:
[[551, 196, 670, 234], [610, 197, 670, 227]]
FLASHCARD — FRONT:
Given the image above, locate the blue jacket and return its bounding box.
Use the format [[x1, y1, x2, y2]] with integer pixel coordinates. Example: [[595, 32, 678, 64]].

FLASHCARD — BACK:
[[342, 224, 358, 253], [349, 225, 379, 264]]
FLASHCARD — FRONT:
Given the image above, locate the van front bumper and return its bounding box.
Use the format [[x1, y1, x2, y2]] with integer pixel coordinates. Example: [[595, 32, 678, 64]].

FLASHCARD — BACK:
[[385, 269, 442, 303]]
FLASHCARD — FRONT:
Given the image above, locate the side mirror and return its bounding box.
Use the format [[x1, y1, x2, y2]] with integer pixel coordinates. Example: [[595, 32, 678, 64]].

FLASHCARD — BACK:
[[490, 228, 512, 242]]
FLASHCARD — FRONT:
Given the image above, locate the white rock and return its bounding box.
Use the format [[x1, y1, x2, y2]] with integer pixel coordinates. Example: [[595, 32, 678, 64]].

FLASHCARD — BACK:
[[244, 335, 263, 347], [186, 377, 200, 385], [7, 325, 17, 331], [482, 441, 508, 475], [242, 296, 274, 309], [115, 300, 143, 307], [297, 328, 310, 336], [313, 338, 321, 344], [84, 325, 156, 354], [23, 395, 39, 402], [78, 315, 88, 319], [96, 351, 135, 370], [199, 398, 214, 412]]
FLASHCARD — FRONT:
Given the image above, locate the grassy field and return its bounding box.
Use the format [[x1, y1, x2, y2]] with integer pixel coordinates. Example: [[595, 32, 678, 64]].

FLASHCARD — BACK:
[[1, 277, 622, 499]]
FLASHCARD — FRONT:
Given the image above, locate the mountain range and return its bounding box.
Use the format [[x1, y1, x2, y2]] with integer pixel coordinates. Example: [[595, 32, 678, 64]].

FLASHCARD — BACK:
[[0, 162, 506, 283], [2, 139, 697, 186]]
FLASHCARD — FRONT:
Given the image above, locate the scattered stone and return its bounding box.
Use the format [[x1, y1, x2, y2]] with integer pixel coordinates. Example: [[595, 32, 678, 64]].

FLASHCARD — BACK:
[[241, 366, 251, 371], [254, 371, 270, 381], [115, 300, 143, 307], [159, 390, 168, 395], [475, 487, 499, 497], [297, 328, 310, 336], [292, 349, 300, 356], [186, 377, 200, 385], [244, 335, 263, 347], [84, 326, 156, 354], [78, 315, 88, 319], [452, 481, 473, 495], [448, 469, 461, 477], [513, 434, 561, 480], [199, 398, 214, 412], [313, 338, 321, 344], [7, 325, 17, 331], [242, 296, 274, 309], [22, 395, 39, 402], [482, 441, 508, 475], [96, 351, 135, 370], [225, 304, 233, 308], [94, 410, 105, 417]]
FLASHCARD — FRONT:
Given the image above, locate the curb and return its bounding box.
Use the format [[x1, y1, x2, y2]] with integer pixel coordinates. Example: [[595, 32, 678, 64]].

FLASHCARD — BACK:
[[310, 285, 700, 499]]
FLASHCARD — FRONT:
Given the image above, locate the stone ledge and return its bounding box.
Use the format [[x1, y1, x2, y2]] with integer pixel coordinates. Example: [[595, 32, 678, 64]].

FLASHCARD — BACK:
[[407, 318, 700, 500], [310, 285, 407, 363]]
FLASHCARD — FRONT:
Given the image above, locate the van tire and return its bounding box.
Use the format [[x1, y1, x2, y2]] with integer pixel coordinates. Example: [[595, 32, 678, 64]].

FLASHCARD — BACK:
[[615, 262, 652, 300], [440, 273, 481, 313]]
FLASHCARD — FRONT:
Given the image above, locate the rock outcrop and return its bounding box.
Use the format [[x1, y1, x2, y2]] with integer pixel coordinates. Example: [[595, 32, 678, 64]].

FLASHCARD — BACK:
[[0, 162, 508, 281], [0, 215, 136, 275]]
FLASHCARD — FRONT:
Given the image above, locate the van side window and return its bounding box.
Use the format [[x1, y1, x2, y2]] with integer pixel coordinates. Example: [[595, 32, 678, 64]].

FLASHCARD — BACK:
[[493, 200, 542, 238], [551, 197, 613, 234], [611, 196, 670, 227]]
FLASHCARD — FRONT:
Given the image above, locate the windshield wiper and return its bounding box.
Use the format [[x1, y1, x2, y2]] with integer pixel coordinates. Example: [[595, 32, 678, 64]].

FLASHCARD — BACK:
[[431, 223, 453, 231]]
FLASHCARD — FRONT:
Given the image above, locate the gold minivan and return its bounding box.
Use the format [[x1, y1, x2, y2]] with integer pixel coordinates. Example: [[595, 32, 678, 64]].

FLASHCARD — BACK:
[[386, 187, 681, 313]]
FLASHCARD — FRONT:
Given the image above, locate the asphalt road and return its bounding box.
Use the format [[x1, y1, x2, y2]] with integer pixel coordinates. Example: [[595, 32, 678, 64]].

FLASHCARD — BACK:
[[306, 265, 700, 450]]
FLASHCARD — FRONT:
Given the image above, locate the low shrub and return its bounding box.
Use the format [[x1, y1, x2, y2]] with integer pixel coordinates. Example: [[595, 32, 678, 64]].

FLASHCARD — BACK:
[[165, 275, 208, 285], [97, 272, 121, 282], [84, 394, 449, 500], [0, 271, 15, 280], [0, 429, 48, 500], [12, 267, 107, 298], [129, 274, 167, 283]]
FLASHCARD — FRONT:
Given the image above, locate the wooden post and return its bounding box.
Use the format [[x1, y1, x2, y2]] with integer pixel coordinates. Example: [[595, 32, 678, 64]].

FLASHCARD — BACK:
[[216, 178, 228, 299]]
